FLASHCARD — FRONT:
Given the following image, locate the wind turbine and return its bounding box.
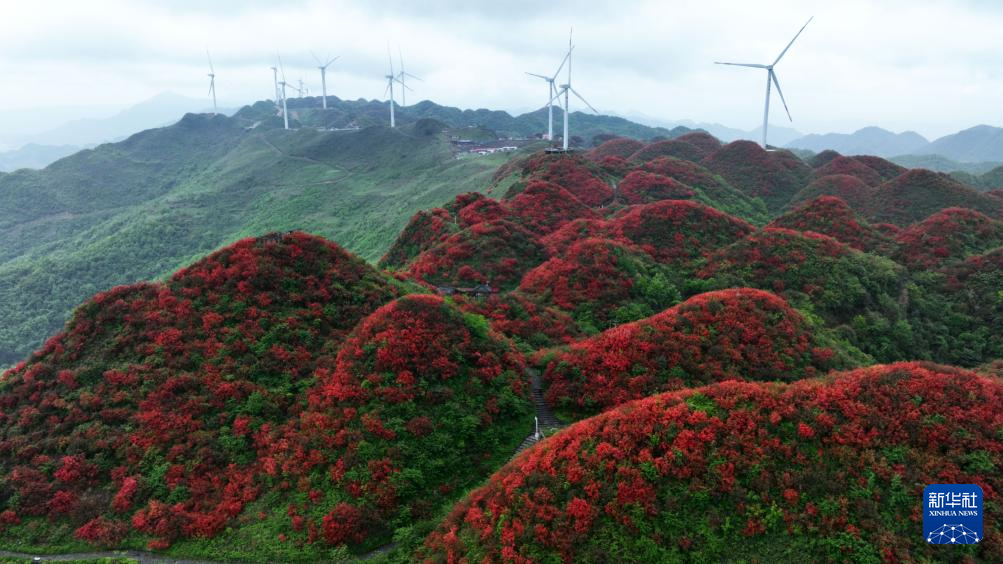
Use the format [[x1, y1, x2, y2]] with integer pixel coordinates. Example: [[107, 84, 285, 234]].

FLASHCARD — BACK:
[[269, 65, 279, 107], [396, 46, 422, 107], [206, 50, 217, 115], [297, 78, 308, 97], [548, 29, 598, 151], [277, 54, 290, 130], [384, 47, 401, 128], [526, 43, 572, 140], [715, 17, 813, 149], [312, 51, 340, 109]]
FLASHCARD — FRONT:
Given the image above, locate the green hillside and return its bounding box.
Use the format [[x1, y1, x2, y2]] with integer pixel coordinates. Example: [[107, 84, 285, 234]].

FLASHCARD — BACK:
[[0, 113, 530, 366]]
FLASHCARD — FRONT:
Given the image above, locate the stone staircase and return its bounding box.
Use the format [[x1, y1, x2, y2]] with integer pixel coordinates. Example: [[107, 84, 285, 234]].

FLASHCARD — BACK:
[[512, 368, 565, 457]]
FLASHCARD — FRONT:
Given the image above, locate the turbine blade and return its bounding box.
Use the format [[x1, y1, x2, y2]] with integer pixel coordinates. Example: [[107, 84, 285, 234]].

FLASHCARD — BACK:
[[277, 53, 287, 82], [311, 50, 321, 65], [526, 72, 550, 80], [548, 86, 566, 107], [714, 62, 768, 68], [326, 55, 340, 67], [206, 49, 214, 73], [395, 77, 414, 91], [404, 72, 423, 81], [770, 70, 792, 121], [385, 80, 392, 97], [774, 16, 814, 66], [552, 47, 573, 80], [570, 87, 599, 113], [208, 78, 214, 96]]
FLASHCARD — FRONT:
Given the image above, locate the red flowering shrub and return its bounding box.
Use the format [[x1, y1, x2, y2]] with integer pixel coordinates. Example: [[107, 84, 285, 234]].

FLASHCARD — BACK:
[[768, 196, 894, 253], [812, 156, 884, 187], [936, 247, 1003, 359], [453, 193, 511, 228], [0, 232, 401, 550], [421, 363, 1003, 562], [863, 169, 1003, 226], [507, 180, 598, 234], [640, 156, 766, 222], [540, 218, 621, 256], [852, 155, 907, 181], [587, 137, 644, 161], [542, 288, 822, 415], [450, 293, 582, 349], [518, 152, 614, 206], [894, 207, 1003, 269], [405, 219, 547, 289], [610, 200, 755, 266], [674, 131, 722, 156], [274, 294, 532, 548], [789, 174, 875, 211], [701, 141, 811, 213], [618, 170, 695, 204], [519, 238, 681, 330], [628, 140, 704, 163], [809, 149, 841, 168], [379, 207, 458, 269], [700, 228, 902, 321]]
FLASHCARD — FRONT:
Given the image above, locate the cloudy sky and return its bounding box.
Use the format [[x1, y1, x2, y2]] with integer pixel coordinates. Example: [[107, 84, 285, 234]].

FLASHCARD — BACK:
[[1, 0, 1000, 139]]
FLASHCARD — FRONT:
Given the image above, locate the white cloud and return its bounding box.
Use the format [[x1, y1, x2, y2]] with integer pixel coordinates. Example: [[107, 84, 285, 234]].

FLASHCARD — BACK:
[[0, 0, 1000, 138]]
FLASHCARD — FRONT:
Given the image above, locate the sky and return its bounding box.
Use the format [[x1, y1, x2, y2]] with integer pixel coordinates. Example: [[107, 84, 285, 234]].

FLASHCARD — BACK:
[[0, 0, 1001, 139]]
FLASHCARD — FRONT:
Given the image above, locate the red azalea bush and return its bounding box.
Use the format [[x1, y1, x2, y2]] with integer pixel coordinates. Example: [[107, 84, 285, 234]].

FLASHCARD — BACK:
[[812, 156, 884, 187], [862, 169, 1003, 226], [610, 200, 754, 266], [674, 131, 722, 157], [0, 232, 402, 549], [699, 228, 902, 320], [852, 155, 907, 181], [894, 207, 1003, 269], [768, 196, 894, 253], [587, 138, 645, 161], [788, 174, 875, 211], [421, 362, 1003, 562], [638, 156, 764, 222], [379, 207, 458, 269], [507, 180, 598, 234], [519, 153, 614, 206], [542, 288, 823, 416], [519, 238, 681, 330], [618, 170, 695, 204], [405, 219, 547, 289], [809, 149, 841, 168], [269, 294, 533, 549], [450, 293, 583, 350], [628, 140, 704, 164], [701, 141, 811, 212], [539, 218, 621, 256]]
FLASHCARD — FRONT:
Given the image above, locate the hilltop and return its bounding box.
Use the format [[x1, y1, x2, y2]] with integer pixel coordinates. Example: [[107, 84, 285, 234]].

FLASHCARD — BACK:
[[0, 128, 1001, 561]]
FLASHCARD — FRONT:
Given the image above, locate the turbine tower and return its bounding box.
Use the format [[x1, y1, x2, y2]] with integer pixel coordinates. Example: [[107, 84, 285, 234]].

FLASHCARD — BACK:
[[206, 50, 217, 115], [270, 65, 280, 107], [384, 47, 400, 128], [526, 43, 572, 140], [396, 46, 422, 107], [548, 29, 598, 151], [312, 51, 340, 109], [277, 54, 290, 130], [715, 17, 813, 149]]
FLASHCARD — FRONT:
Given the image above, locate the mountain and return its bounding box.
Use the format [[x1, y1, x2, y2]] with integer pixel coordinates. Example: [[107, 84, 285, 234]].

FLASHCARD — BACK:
[[913, 124, 1003, 163], [2, 131, 1002, 561], [786, 126, 929, 157], [422, 363, 1001, 562], [892, 154, 1003, 176], [0, 143, 84, 172], [626, 114, 804, 146], [0, 93, 699, 367], [23, 91, 222, 147]]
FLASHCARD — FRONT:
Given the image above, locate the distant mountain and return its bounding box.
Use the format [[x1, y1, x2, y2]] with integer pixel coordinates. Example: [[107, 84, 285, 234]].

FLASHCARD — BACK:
[[620, 114, 803, 146], [891, 154, 1003, 176], [786, 127, 929, 157], [912, 125, 1003, 163], [0, 143, 84, 172], [25, 91, 225, 147]]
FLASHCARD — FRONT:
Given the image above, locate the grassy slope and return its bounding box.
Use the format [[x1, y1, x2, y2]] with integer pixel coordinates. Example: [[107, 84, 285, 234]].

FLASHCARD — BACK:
[[0, 117, 523, 366]]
